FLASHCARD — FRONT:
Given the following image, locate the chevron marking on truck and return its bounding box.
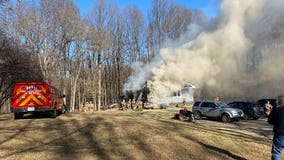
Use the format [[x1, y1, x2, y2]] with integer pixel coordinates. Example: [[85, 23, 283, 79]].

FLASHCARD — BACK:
[[37, 93, 47, 102], [16, 87, 23, 95], [16, 94, 25, 104], [19, 95, 43, 106], [40, 87, 47, 94], [11, 82, 66, 119]]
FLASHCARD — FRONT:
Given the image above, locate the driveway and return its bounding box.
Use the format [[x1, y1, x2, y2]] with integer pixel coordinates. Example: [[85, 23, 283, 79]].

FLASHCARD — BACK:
[[194, 118, 273, 139]]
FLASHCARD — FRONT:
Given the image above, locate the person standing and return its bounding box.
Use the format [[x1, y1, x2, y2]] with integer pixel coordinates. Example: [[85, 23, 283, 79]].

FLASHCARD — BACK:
[[265, 100, 273, 117], [127, 99, 131, 109], [214, 96, 220, 102], [121, 99, 126, 111], [268, 95, 284, 160], [131, 99, 135, 110], [138, 99, 143, 109]]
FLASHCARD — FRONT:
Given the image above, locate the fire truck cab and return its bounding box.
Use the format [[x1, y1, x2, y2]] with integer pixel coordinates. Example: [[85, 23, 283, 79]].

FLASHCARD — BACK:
[[10, 82, 66, 119]]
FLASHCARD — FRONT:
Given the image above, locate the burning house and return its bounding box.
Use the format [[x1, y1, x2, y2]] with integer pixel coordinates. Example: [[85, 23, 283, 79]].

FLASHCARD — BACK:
[[146, 81, 195, 107], [124, 0, 284, 105], [170, 83, 195, 106], [123, 81, 195, 109]]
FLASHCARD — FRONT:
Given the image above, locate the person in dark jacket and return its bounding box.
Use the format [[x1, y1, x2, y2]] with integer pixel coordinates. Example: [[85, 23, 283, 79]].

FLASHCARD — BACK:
[[268, 95, 284, 160]]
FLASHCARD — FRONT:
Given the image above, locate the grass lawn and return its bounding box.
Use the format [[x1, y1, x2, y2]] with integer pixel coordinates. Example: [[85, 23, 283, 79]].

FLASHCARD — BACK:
[[0, 110, 275, 160]]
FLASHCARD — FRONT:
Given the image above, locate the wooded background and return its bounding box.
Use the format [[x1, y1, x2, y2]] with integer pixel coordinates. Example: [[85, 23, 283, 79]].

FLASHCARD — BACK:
[[0, 0, 206, 112]]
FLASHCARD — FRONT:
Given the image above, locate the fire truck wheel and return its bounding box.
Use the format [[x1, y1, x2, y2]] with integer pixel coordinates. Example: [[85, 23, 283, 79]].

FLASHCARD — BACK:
[[14, 112, 23, 120], [50, 109, 57, 118], [61, 105, 66, 114]]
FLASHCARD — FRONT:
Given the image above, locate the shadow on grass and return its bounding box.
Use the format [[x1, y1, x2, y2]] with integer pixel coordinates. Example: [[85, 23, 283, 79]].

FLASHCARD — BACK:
[[200, 143, 247, 160], [155, 118, 249, 160], [0, 112, 259, 160], [0, 119, 34, 146], [0, 113, 136, 160]]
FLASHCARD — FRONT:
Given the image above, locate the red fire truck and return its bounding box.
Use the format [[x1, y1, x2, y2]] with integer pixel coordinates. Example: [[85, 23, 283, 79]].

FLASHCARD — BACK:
[[10, 82, 66, 119]]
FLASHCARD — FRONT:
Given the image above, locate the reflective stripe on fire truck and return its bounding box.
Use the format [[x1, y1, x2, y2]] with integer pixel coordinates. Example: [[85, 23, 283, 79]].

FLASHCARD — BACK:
[[37, 93, 47, 102], [41, 87, 47, 94], [16, 95, 25, 104], [19, 95, 43, 106], [16, 87, 23, 95]]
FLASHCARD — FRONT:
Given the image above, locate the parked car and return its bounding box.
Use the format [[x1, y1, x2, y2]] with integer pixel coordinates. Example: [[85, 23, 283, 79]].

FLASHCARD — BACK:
[[228, 101, 263, 120], [192, 100, 244, 122], [160, 103, 169, 109]]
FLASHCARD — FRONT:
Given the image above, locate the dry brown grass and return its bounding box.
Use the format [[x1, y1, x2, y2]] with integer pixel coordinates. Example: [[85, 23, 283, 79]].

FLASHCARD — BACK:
[[0, 110, 275, 160]]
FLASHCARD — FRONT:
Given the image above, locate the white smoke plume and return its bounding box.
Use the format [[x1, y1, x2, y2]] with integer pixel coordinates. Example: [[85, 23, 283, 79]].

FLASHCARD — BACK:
[[124, 0, 284, 104]]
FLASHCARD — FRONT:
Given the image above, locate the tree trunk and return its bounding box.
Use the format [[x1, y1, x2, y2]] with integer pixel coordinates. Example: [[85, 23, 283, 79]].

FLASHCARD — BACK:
[[70, 80, 76, 111], [98, 64, 102, 112]]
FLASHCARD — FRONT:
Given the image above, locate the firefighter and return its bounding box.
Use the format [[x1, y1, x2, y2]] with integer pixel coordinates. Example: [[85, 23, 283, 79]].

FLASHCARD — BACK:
[[84, 102, 89, 112], [214, 96, 220, 102], [138, 99, 143, 109], [121, 99, 126, 111], [117, 101, 122, 110], [131, 99, 135, 110], [127, 99, 131, 109], [89, 101, 94, 113]]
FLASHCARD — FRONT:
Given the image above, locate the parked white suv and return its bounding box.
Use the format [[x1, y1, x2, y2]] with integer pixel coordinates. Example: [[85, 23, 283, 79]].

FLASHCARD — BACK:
[[192, 100, 244, 122]]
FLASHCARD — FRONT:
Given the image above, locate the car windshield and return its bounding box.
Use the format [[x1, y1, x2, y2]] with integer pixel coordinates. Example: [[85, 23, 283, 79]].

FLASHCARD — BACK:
[[217, 102, 230, 108]]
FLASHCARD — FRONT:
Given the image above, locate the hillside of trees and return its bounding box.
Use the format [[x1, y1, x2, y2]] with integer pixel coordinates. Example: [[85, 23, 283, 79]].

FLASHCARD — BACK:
[[0, 0, 206, 112]]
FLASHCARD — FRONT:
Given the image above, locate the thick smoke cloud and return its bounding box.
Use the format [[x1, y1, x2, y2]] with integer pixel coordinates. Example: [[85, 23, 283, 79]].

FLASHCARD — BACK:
[[124, 0, 284, 104]]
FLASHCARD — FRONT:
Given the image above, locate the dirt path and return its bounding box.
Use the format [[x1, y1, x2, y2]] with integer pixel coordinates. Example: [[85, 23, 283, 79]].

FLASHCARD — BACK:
[[194, 118, 273, 139], [167, 108, 273, 138]]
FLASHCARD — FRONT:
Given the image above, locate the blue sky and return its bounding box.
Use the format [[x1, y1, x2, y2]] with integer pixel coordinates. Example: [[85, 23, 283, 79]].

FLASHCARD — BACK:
[[74, 0, 221, 18]]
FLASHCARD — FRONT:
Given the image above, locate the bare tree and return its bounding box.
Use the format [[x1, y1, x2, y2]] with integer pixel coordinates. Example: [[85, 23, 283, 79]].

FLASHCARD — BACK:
[[11, 0, 83, 111], [86, 0, 115, 111], [14, 0, 44, 78], [146, 0, 192, 60], [124, 5, 145, 62], [0, 0, 206, 112], [48, 0, 80, 111], [192, 9, 207, 25], [0, 33, 43, 110], [69, 41, 84, 111], [164, 3, 192, 40], [111, 8, 125, 99], [148, 0, 169, 57]]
